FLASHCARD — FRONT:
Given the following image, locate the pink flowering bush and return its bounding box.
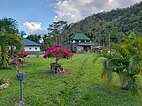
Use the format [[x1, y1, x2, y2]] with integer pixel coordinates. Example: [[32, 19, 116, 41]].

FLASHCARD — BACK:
[[11, 50, 30, 64], [19, 50, 30, 58], [43, 44, 73, 64]]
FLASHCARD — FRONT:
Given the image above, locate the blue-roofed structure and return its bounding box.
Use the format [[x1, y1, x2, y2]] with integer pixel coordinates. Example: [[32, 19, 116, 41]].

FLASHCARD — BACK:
[[23, 38, 40, 46], [23, 38, 41, 52]]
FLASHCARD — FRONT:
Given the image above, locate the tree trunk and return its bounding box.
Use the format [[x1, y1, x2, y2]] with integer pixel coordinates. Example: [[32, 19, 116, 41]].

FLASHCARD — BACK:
[[0, 46, 9, 68], [50, 63, 64, 73]]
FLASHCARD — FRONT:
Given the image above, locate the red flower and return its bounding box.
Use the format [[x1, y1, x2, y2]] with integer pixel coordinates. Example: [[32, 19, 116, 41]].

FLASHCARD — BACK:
[[11, 50, 30, 64], [43, 44, 73, 63]]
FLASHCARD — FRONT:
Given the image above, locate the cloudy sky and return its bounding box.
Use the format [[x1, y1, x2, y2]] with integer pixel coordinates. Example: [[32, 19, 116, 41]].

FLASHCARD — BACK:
[[0, 0, 141, 35]]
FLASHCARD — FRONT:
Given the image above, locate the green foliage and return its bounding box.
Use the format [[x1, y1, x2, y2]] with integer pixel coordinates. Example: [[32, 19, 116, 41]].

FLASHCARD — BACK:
[[19, 31, 26, 38], [0, 78, 4, 85], [41, 34, 55, 50], [36, 52, 40, 58], [0, 18, 18, 34], [26, 34, 41, 44], [0, 18, 22, 69], [47, 21, 67, 44], [94, 33, 142, 94]]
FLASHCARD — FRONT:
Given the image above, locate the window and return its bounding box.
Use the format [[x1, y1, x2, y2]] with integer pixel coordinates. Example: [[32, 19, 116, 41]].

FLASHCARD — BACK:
[[29, 48, 31, 50], [35, 48, 37, 50]]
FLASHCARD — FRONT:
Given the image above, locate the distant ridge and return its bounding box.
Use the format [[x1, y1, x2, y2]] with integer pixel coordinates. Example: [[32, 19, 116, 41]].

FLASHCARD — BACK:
[[64, 1, 142, 37]]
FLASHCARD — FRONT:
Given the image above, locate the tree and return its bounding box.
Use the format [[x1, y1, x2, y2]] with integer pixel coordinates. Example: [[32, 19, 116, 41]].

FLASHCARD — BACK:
[[94, 33, 142, 94], [43, 44, 73, 73], [61, 24, 72, 48], [47, 21, 67, 44], [26, 34, 41, 44], [19, 31, 26, 38], [41, 34, 54, 50], [0, 18, 18, 35], [0, 18, 22, 69]]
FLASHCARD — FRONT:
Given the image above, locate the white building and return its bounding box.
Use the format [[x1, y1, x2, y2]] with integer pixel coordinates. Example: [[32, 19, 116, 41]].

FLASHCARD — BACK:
[[23, 38, 40, 52]]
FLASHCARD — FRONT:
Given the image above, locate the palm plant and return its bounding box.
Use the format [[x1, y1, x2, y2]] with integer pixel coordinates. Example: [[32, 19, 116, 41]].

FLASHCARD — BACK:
[[94, 33, 142, 94], [0, 18, 22, 69]]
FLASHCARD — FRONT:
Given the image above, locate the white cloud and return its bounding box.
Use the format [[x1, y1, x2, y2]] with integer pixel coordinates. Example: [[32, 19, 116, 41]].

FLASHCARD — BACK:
[[54, 0, 142, 23], [23, 22, 48, 35]]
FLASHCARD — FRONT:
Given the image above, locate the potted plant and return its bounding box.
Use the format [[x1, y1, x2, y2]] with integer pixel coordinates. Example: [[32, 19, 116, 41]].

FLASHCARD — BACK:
[[43, 44, 73, 73]]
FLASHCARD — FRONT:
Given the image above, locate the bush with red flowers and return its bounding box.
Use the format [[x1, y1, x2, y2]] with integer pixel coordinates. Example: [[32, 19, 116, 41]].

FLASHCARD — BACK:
[[43, 44, 73, 63], [11, 50, 30, 66], [43, 44, 73, 73]]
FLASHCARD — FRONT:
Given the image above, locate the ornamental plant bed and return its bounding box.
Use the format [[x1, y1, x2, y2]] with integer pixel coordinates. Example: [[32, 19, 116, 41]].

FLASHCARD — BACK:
[[44, 44, 73, 74]]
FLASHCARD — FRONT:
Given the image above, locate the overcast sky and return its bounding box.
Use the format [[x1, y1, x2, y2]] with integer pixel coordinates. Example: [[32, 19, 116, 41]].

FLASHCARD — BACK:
[[0, 0, 141, 35]]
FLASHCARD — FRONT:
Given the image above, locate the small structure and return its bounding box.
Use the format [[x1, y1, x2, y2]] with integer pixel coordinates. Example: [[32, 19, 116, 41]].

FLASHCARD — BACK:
[[92, 45, 104, 54], [23, 38, 40, 52], [70, 33, 94, 52]]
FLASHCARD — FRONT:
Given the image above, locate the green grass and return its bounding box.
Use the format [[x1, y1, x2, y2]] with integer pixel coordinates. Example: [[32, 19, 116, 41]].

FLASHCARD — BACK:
[[0, 54, 142, 106]]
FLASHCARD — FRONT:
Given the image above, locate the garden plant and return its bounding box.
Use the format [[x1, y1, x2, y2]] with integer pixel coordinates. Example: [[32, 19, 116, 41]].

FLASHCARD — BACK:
[[43, 44, 73, 73], [94, 33, 142, 94], [0, 18, 22, 69], [11, 50, 30, 71]]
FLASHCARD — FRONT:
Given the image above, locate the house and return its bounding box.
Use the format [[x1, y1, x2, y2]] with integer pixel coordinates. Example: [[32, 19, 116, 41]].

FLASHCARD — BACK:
[[70, 33, 94, 52], [23, 38, 40, 52]]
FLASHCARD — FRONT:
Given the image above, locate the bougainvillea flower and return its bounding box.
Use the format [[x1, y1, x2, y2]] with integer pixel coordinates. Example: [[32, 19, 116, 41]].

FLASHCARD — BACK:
[[43, 44, 73, 63]]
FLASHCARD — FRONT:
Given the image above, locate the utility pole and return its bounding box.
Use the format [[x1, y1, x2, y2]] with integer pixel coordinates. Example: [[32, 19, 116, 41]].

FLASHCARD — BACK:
[[109, 33, 111, 51]]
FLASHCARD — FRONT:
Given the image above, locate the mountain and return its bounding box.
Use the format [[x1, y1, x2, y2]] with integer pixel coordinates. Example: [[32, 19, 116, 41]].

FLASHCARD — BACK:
[[62, 1, 142, 44], [95, 2, 142, 32]]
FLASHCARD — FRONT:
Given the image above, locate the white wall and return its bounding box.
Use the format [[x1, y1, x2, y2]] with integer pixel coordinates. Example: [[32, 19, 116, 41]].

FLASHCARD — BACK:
[[77, 46, 84, 52], [24, 46, 40, 52]]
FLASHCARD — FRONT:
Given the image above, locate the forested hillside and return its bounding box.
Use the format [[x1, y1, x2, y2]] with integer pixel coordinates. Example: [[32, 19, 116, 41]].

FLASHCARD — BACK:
[[36, 2, 142, 50], [95, 1, 142, 32], [60, 1, 142, 47]]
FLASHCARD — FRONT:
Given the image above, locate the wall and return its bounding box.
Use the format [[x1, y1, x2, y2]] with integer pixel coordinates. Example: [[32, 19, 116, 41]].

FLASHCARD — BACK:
[[77, 46, 84, 52], [24, 46, 40, 52]]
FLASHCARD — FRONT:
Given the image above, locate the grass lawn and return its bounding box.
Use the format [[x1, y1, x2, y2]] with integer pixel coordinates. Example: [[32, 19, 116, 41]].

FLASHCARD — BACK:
[[0, 54, 142, 106]]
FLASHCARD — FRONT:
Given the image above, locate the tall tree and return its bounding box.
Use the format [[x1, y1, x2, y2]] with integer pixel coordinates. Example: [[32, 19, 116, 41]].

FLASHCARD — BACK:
[[19, 31, 26, 38], [41, 34, 55, 51], [47, 21, 67, 44], [0, 18, 22, 69], [26, 34, 41, 44], [60, 23, 72, 48]]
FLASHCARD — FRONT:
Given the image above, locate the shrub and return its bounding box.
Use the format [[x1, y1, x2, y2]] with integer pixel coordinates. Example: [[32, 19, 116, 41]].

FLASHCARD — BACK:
[[94, 33, 142, 94], [11, 50, 30, 65], [43, 44, 73, 73], [43, 44, 73, 64]]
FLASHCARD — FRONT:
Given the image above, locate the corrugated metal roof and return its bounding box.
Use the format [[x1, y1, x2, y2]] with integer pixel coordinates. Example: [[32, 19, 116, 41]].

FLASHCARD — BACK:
[[23, 38, 40, 46], [70, 33, 91, 40]]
